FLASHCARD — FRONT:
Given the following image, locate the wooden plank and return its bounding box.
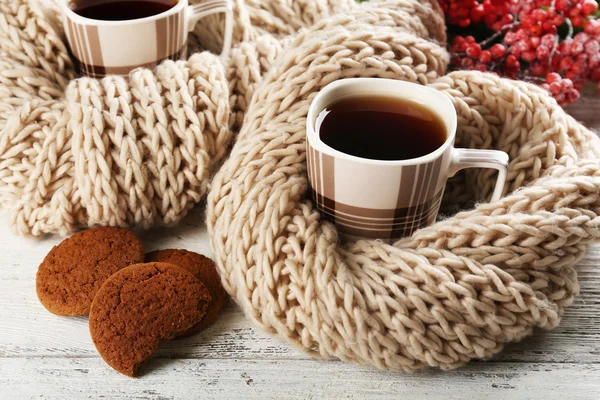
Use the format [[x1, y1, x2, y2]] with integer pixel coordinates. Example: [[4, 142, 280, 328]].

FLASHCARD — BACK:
[[1, 220, 599, 364], [1, 358, 599, 400], [1, 272, 598, 363], [566, 92, 600, 131]]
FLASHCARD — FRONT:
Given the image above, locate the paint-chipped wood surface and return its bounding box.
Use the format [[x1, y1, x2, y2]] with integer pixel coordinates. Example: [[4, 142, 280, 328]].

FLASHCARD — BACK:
[[1, 96, 599, 399]]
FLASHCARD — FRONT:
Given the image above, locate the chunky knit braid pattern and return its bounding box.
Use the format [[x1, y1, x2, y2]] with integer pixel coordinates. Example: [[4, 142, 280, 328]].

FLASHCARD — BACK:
[[1, 0, 600, 372], [0, 0, 234, 235], [206, 1, 600, 372]]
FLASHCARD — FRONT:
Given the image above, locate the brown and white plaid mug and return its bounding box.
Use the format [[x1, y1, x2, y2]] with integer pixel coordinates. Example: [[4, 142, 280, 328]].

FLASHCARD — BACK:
[[61, 0, 233, 78], [306, 78, 509, 241]]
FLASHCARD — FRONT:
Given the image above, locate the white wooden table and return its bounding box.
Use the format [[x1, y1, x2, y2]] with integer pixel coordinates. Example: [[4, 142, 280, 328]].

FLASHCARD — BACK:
[[1, 96, 599, 399]]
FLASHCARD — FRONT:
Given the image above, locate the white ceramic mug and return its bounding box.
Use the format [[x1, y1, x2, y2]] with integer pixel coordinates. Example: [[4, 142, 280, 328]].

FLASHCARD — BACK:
[[306, 78, 509, 240], [61, 0, 233, 77]]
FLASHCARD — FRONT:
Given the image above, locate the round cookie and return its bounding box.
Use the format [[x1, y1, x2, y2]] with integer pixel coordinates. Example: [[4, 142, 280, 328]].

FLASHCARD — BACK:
[[89, 262, 212, 377], [36, 227, 145, 316], [145, 249, 227, 336]]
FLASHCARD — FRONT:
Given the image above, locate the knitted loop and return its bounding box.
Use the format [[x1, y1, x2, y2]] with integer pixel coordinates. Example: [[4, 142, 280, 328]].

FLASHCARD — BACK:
[[0, 10, 230, 235], [1, 0, 599, 372], [205, 0, 600, 372]]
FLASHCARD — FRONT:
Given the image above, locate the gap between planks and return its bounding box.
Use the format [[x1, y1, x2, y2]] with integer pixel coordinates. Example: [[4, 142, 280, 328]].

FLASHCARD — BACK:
[[1, 358, 600, 400]]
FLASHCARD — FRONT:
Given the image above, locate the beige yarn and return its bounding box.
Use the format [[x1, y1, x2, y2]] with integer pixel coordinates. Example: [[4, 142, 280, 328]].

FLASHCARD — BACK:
[[0, 0, 233, 235], [0, 0, 446, 235], [206, 1, 600, 372], [2, 0, 600, 372]]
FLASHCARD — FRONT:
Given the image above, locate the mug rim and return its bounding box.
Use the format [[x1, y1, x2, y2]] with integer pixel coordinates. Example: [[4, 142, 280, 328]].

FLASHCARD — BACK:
[[306, 78, 458, 167], [60, 0, 186, 26]]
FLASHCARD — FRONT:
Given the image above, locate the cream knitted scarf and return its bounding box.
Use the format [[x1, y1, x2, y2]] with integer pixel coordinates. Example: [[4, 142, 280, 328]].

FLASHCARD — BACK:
[[2, 0, 600, 372]]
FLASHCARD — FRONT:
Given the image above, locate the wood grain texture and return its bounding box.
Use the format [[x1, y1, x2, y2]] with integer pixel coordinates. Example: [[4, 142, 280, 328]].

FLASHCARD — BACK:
[[1, 359, 600, 400], [0, 95, 599, 399]]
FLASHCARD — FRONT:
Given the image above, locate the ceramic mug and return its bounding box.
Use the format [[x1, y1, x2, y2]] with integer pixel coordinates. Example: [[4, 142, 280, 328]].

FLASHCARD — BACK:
[[306, 78, 509, 240], [60, 0, 233, 78]]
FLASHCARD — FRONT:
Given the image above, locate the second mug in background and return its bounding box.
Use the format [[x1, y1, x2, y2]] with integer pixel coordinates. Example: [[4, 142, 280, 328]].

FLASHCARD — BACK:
[[61, 0, 234, 77], [307, 78, 510, 241]]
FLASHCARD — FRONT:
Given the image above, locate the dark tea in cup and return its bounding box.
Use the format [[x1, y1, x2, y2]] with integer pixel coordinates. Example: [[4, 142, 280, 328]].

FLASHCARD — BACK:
[[316, 95, 447, 161], [61, 0, 234, 78], [69, 0, 177, 21], [307, 78, 509, 240]]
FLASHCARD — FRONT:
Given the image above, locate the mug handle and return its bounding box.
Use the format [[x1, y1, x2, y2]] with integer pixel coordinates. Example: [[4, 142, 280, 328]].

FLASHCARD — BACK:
[[448, 149, 509, 202], [187, 0, 234, 59]]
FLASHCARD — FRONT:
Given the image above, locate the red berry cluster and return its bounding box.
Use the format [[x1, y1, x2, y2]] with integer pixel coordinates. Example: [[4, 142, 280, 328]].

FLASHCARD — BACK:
[[441, 0, 600, 106], [541, 72, 580, 104], [451, 36, 507, 72], [562, 0, 600, 26], [481, 0, 517, 31], [552, 29, 600, 86], [440, 0, 516, 29], [517, 3, 563, 36]]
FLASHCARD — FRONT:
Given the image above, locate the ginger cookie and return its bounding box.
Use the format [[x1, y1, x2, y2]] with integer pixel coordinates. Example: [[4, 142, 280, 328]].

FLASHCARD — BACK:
[[89, 262, 212, 377], [36, 227, 144, 316], [145, 249, 227, 335]]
